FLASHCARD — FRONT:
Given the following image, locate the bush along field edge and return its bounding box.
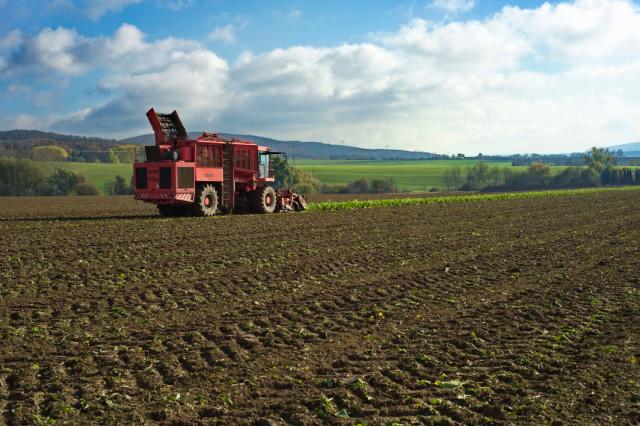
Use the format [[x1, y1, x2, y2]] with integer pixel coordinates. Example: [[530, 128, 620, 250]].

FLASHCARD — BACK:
[[307, 185, 640, 211]]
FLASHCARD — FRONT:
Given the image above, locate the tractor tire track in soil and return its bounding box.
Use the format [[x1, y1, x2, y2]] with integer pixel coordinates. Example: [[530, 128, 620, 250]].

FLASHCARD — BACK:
[[0, 191, 639, 424]]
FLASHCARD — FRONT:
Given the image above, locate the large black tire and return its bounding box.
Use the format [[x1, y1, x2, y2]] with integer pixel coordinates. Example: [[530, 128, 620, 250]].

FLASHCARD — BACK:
[[252, 186, 277, 214], [192, 184, 219, 216], [157, 204, 189, 217]]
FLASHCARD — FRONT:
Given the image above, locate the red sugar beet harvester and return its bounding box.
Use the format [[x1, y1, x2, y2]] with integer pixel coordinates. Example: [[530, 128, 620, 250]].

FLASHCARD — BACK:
[[133, 108, 307, 216]]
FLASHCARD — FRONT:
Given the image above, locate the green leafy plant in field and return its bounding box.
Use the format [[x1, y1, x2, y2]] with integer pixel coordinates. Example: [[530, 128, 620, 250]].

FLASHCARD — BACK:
[[221, 393, 233, 407], [335, 408, 349, 418], [32, 415, 57, 425], [314, 395, 336, 418], [434, 379, 465, 389], [307, 186, 640, 212]]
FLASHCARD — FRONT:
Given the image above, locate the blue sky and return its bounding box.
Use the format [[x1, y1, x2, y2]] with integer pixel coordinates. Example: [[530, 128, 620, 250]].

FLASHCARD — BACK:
[[1, 0, 640, 154]]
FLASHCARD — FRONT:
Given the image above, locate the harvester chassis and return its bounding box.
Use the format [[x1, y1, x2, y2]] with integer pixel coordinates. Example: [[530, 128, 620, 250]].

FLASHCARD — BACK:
[[133, 108, 307, 217]]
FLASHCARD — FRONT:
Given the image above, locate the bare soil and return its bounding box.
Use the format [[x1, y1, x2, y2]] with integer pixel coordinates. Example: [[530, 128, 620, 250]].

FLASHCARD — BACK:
[[0, 191, 639, 424]]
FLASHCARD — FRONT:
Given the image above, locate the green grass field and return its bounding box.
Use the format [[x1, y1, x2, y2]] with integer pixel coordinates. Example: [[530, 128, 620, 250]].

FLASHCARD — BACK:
[[65, 162, 131, 193], [63, 159, 574, 193], [294, 159, 570, 191]]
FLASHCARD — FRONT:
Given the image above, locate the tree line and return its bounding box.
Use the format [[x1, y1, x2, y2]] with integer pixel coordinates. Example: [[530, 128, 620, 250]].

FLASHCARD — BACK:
[[441, 148, 640, 191], [0, 158, 98, 196], [0, 158, 133, 196], [0, 130, 141, 163]]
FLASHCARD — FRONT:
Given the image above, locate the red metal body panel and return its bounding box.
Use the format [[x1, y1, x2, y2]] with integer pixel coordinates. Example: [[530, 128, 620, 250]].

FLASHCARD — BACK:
[[133, 109, 281, 212], [195, 167, 223, 182], [133, 161, 196, 204]]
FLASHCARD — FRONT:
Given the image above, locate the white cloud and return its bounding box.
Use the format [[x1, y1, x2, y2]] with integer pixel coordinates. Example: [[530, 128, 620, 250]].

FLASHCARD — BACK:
[[0, 29, 22, 52], [156, 0, 193, 10], [209, 25, 236, 43], [4, 0, 640, 153], [208, 16, 249, 45], [431, 0, 474, 13], [48, 32, 229, 136], [83, 0, 141, 20], [1, 23, 200, 77]]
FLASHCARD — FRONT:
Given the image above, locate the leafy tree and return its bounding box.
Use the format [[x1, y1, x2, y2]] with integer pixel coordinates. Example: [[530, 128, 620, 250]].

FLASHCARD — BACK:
[[583, 147, 613, 172], [0, 158, 48, 195], [487, 166, 504, 187], [271, 155, 293, 189], [270, 154, 321, 192], [107, 149, 120, 164], [291, 168, 322, 193], [105, 175, 132, 195], [45, 168, 85, 195], [462, 161, 490, 190], [580, 167, 601, 186], [527, 162, 552, 186], [113, 145, 138, 163], [32, 145, 69, 162], [610, 168, 621, 185], [441, 166, 463, 190], [601, 167, 613, 185], [347, 178, 371, 194], [370, 177, 397, 193]]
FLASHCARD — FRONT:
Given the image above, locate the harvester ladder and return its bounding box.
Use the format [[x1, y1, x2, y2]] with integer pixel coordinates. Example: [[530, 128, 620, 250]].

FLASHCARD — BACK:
[[222, 142, 234, 212]]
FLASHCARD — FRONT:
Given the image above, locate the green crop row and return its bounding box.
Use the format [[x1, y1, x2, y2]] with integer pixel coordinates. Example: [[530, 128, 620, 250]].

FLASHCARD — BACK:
[[306, 186, 640, 211]]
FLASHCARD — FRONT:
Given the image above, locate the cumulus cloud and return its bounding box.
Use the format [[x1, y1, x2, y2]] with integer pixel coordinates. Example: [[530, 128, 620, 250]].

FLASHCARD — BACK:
[[40, 28, 228, 136], [431, 0, 474, 13], [208, 16, 249, 45], [156, 0, 193, 10], [0, 29, 22, 52], [82, 0, 141, 20], [2, 23, 200, 77], [3, 0, 640, 153], [216, 0, 640, 152], [209, 25, 236, 44]]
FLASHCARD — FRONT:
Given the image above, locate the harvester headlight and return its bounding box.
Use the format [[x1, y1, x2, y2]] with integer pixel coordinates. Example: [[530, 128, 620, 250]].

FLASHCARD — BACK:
[[172, 150, 179, 161]]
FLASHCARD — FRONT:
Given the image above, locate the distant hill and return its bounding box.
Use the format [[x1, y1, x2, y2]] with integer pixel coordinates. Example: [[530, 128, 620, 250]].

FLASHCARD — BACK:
[[5, 128, 636, 161], [0, 130, 121, 162], [0, 129, 118, 144], [608, 141, 640, 156], [0, 129, 441, 161], [120, 132, 443, 160]]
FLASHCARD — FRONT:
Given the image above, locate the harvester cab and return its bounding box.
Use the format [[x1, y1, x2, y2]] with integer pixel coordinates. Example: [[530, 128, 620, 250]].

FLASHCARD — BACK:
[[133, 108, 307, 216]]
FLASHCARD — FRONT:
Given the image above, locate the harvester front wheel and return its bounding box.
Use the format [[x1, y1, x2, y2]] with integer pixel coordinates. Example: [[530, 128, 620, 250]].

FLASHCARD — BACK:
[[193, 184, 219, 216], [252, 186, 277, 214]]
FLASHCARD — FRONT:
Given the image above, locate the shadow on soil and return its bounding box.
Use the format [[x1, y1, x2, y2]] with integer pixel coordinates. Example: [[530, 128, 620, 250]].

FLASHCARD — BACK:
[[0, 214, 160, 222]]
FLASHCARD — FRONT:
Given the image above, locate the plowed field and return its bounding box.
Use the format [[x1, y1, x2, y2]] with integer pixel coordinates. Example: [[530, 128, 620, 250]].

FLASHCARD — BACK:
[[1, 191, 639, 425]]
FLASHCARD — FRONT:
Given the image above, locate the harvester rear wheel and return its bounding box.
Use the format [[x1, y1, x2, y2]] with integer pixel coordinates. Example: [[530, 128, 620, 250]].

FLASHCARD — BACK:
[[192, 184, 219, 216], [252, 186, 277, 214]]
